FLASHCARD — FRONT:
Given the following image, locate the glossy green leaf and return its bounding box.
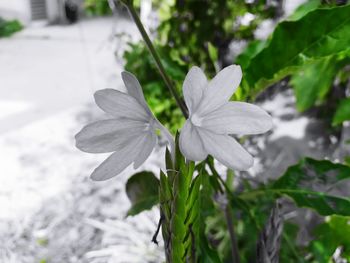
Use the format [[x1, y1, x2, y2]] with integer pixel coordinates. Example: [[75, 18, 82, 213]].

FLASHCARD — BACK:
[[273, 157, 350, 189], [287, 0, 321, 21], [240, 158, 350, 216], [291, 57, 338, 111], [242, 5, 350, 98], [333, 98, 350, 125], [235, 40, 266, 69], [272, 158, 350, 216], [125, 171, 159, 216]]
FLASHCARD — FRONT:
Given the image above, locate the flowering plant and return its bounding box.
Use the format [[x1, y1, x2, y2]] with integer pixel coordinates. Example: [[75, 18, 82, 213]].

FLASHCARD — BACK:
[[75, 1, 350, 262]]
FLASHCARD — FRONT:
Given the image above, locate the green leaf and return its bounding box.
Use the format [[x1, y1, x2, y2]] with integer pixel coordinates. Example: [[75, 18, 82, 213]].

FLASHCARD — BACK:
[[291, 56, 338, 111], [287, 0, 321, 21], [272, 158, 350, 216], [235, 40, 267, 69], [198, 232, 222, 263], [273, 157, 350, 188], [207, 42, 218, 63], [242, 5, 350, 98], [125, 171, 159, 216], [240, 158, 350, 216], [310, 215, 350, 261], [333, 98, 350, 125]]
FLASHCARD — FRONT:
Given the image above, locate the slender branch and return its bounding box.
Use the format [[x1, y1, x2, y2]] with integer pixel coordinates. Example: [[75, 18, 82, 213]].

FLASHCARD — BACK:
[[225, 205, 241, 263], [207, 159, 241, 263], [152, 214, 164, 245], [124, 2, 188, 118]]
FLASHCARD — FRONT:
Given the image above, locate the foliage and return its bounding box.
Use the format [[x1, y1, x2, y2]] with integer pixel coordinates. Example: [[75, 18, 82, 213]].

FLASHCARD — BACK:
[[271, 158, 350, 216], [333, 98, 350, 125], [84, 0, 112, 16], [125, 171, 159, 216], [239, 158, 350, 216], [238, 4, 350, 98], [309, 215, 350, 262], [236, 2, 350, 126], [0, 17, 22, 38]]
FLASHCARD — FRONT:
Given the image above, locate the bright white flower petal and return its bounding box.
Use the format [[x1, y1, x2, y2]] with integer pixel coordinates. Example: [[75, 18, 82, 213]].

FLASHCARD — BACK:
[[183, 66, 207, 114], [90, 132, 148, 181], [75, 119, 147, 153], [94, 89, 150, 121], [197, 65, 242, 115], [133, 131, 157, 169], [200, 101, 273, 135], [197, 128, 253, 171], [122, 71, 151, 114], [179, 120, 208, 161], [155, 120, 175, 161]]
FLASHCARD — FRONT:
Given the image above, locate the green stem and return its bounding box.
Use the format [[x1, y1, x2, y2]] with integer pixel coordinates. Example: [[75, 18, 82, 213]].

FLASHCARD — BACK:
[[125, 3, 188, 118], [282, 233, 300, 260], [224, 205, 241, 263], [207, 160, 241, 263]]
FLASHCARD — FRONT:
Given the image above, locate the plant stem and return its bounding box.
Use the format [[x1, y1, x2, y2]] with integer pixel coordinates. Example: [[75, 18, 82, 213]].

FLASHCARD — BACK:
[[125, 3, 188, 118], [207, 160, 241, 263], [225, 205, 241, 263]]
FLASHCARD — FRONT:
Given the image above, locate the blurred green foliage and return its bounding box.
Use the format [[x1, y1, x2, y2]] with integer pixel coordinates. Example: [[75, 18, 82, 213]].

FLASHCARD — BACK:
[[310, 215, 350, 262], [84, 0, 112, 16], [236, 2, 350, 127], [0, 17, 22, 38]]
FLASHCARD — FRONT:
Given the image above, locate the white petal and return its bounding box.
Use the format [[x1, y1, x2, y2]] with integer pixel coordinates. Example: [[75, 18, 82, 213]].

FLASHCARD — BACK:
[[94, 89, 149, 121], [179, 120, 208, 161], [133, 131, 157, 169], [197, 128, 253, 171], [121, 71, 151, 114], [75, 119, 147, 153], [183, 66, 207, 114], [196, 65, 242, 115], [90, 132, 147, 181], [201, 101, 273, 135], [155, 120, 175, 162]]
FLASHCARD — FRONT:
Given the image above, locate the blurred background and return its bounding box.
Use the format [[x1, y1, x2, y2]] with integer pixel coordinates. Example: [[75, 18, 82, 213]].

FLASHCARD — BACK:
[[1, 0, 350, 262]]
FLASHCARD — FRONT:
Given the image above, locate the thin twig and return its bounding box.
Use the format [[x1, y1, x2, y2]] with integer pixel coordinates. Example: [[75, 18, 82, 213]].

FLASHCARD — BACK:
[[151, 214, 164, 245], [225, 205, 241, 263], [208, 160, 241, 263], [123, 2, 188, 118]]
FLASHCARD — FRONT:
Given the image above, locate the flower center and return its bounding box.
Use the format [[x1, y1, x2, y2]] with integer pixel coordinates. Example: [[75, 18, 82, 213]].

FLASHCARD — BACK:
[[190, 113, 203, 127]]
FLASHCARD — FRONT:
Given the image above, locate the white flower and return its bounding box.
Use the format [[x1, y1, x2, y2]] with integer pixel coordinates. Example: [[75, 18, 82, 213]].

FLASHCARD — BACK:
[[179, 65, 272, 171], [75, 71, 173, 181]]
